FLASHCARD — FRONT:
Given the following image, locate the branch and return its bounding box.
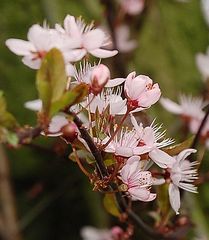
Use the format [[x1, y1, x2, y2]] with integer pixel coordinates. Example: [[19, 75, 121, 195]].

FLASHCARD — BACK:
[[0, 145, 22, 240], [16, 126, 42, 145], [191, 105, 209, 149], [72, 113, 108, 179]]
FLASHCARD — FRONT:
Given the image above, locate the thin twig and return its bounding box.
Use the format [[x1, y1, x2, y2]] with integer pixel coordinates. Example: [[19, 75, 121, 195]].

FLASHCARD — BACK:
[[17, 126, 42, 145], [191, 105, 209, 149]]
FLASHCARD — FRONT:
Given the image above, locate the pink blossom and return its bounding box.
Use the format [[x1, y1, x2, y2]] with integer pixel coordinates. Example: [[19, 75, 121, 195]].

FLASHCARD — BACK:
[[72, 61, 125, 89], [201, 0, 209, 27], [120, 0, 145, 16], [115, 25, 137, 53], [90, 64, 110, 95], [196, 47, 209, 81], [169, 149, 198, 214], [6, 24, 67, 69], [160, 95, 209, 137], [120, 156, 156, 202], [85, 87, 127, 116], [124, 72, 161, 111], [56, 15, 118, 61], [81, 226, 123, 240]]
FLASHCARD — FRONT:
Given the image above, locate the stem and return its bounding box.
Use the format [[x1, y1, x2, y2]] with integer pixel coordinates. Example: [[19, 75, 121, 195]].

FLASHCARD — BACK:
[[71, 113, 108, 179], [101, 110, 129, 150], [72, 147, 91, 177], [191, 105, 209, 149], [17, 126, 42, 145], [0, 145, 22, 240]]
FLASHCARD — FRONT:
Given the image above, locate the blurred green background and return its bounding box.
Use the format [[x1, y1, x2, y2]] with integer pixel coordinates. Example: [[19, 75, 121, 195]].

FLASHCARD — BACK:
[[0, 0, 209, 239]]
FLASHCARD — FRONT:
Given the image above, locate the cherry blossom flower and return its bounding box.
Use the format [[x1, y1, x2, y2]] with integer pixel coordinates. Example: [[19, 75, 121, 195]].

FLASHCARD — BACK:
[[120, 156, 156, 201], [55, 15, 118, 61], [81, 226, 112, 240], [85, 87, 127, 116], [103, 127, 138, 157], [201, 0, 209, 27], [150, 148, 198, 214], [196, 47, 209, 81], [130, 114, 174, 168], [81, 226, 123, 240], [72, 61, 125, 89], [120, 0, 145, 16], [6, 24, 67, 69], [160, 95, 209, 136], [169, 149, 198, 214], [124, 72, 161, 111], [115, 25, 137, 53], [103, 115, 173, 159]]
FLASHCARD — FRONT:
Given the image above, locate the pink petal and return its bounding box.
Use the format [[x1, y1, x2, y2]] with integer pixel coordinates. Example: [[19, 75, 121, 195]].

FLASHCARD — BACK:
[[176, 149, 197, 163], [5, 39, 35, 56], [22, 55, 41, 69], [88, 49, 118, 58], [129, 187, 156, 202], [149, 148, 175, 168], [64, 15, 81, 39], [160, 97, 183, 114], [48, 115, 68, 133], [64, 49, 87, 62], [24, 99, 42, 111], [105, 78, 126, 87], [115, 146, 134, 157], [169, 183, 180, 215], [83, 29, 106, 50]]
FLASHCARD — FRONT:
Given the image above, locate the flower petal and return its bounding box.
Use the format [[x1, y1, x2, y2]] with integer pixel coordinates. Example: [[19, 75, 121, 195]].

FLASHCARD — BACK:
[[160, 97, 183, 114], [149, 148, 175, 168], [24, 99, 42, 111], [5, 39, 35, 56], [176, 148, 197, 163], [89, 49, 118, 58], [105, 78, 126, 87], [169, 183, 180, 215], [83, 29, 106, 50]]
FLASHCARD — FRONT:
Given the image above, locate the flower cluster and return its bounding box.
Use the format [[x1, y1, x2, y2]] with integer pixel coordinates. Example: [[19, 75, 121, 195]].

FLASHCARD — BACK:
[[6, 13, 199, 238]]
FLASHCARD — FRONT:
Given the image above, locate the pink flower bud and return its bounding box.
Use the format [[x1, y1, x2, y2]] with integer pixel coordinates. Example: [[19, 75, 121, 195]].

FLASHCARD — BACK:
[[90, 64, 110, 95], [61, 122, 78, 143], [124, 72, 161, 111]]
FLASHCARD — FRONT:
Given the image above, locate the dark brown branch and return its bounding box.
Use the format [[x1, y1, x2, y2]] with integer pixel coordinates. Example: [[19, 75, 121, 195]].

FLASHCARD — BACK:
[[72, 113, 108, 178], [191, 105, 209, 149], [16, 126, 43, 145]]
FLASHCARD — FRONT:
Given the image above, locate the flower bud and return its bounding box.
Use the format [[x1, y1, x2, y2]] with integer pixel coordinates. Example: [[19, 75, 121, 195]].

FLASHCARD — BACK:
[[61, 122, 78, 143], [90, 64, 110, 95]]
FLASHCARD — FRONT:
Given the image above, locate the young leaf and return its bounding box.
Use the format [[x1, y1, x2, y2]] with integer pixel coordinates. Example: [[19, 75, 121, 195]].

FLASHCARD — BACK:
[[0, 90, 18, 129], [103, 193, 120, 217], [36, 48, 67, 114], [50, 83, 89, 116]]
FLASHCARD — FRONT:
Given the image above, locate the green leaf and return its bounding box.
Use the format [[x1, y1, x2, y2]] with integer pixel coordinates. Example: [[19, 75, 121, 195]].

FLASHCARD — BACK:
[[50, 83, 89, 116], [5, 131, 18, 146], [162, 136, 194, 156], [0, 90, 18, 129], [104, 158, 116, 167], [69, 149, 95, 164], [103, 193, 120, 217], [36, 48, 67, 114]]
